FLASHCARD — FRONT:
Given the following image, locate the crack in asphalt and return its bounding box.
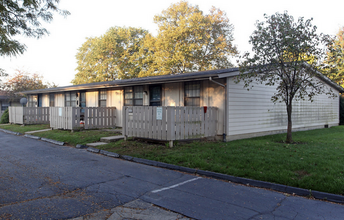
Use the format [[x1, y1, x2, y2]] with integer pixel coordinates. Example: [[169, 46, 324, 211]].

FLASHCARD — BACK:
[[248, 196, 288, 220]]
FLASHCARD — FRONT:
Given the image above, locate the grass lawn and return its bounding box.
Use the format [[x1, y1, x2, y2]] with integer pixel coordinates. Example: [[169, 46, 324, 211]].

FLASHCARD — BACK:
[[0, 124, 50, 133], [0, 124, 119, 146], [33, 129, 120, 146], [95, 126, 344, 195]]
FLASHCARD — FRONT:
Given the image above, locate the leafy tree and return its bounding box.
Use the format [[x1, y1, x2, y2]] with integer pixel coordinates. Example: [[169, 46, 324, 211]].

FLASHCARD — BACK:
[[0, 68, 8, 85], [0, 0, 70, 57], [139, 1, 237, 77], [72, 27, 148, 85], [1, 70, 57, 100], [238, 12, 335, 143], [323, 27, 344, 87]]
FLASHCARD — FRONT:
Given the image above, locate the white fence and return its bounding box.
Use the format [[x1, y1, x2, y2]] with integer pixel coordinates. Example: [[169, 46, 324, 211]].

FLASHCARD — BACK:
[[123, 106, 218, 145], [9, 106, 50, 125], [50, 107, 116, 130]]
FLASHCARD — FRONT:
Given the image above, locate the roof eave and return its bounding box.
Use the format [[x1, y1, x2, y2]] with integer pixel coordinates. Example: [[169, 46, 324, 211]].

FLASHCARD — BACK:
[[19, 68, 238, 95]]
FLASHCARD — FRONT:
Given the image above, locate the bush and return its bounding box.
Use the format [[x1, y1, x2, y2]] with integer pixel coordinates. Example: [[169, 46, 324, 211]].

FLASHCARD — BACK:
[[0, 108, 9, 124]]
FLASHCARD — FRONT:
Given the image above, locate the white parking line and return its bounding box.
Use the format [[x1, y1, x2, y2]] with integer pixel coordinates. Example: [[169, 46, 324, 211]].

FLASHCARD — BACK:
[[151, 177, 202, 193]]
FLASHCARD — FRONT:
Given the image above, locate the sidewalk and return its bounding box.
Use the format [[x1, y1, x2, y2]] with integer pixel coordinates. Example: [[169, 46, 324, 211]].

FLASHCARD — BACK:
[[70, 199, 191, 220]]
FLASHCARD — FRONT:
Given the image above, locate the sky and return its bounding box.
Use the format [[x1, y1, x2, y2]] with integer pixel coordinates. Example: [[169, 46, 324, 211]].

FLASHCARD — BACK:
[[1, 0, 343, 87]]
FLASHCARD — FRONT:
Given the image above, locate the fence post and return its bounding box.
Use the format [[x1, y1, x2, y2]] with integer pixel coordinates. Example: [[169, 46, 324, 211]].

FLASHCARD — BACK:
[[122, 106, 127, 140]]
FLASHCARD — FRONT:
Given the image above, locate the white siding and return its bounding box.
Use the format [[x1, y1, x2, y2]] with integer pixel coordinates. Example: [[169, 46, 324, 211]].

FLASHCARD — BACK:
[[42, 94, 49, 107], [226, 77, 340, 140], [55, 93, 65, 107], [86, 91, 98, 107], [107, 89, 123, 127]]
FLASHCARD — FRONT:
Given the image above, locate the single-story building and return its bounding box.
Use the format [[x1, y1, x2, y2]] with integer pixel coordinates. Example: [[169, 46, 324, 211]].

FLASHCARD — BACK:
[[0, 91, 21, 119], [17, 67, 343, 141]]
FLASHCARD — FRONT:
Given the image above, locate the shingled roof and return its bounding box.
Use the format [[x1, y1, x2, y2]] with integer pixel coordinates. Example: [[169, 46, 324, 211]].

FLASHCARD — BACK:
[[19, 68, 239, 94]]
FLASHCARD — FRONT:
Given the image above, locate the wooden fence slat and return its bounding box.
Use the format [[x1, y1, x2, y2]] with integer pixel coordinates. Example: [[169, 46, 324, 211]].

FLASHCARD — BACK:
[[122, 106, 218, 142], [48, 107, 116, 130]]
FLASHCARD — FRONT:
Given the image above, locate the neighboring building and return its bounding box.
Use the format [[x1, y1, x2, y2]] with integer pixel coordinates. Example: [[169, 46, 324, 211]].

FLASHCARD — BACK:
[[18, 68, 343, 141], [0, 91, 21, 119]]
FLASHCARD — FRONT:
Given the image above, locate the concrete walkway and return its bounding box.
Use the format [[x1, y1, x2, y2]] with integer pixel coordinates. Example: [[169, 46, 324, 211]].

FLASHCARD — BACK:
[[25, 128, 51, 134], [70, 199, 191, 220]]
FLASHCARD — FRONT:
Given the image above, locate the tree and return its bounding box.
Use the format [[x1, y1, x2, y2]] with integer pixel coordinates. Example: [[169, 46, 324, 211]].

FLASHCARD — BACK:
[[323, 27, 344, 87], [0, 68, 8, 85], [72, 27, 148, 85], [139, 1, 237, 77], [0, 0, 70, 57], [238, 12, 335, 143], [1, 70, 57, 100]]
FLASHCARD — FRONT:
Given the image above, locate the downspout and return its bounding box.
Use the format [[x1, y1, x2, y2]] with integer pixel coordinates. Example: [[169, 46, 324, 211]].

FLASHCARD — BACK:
[[209, 77, 227, 142]]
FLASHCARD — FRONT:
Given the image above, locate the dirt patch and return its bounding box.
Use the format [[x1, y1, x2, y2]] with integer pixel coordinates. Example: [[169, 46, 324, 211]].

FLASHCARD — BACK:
[[294, 170, 311, 179]]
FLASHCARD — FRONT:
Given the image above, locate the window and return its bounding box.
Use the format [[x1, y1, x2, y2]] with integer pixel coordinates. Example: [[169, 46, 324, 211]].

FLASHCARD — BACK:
[[184, 81, 200, 106], [124, 86, 143, 106], [1, 101, 9, 111], [65, 92, 77, 107], [28, 95, 38, 107], [149, 85, 161, 106], [99, 90, 107, 107], [49, 94, 55, 107]]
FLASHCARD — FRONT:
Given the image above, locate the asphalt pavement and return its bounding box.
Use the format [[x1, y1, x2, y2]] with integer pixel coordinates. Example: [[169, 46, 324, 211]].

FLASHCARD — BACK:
[[0, 131, 344, 219]]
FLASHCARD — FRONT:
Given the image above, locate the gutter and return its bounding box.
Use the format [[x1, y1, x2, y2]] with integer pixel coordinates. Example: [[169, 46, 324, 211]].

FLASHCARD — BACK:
[[209, 77, 227, 142]]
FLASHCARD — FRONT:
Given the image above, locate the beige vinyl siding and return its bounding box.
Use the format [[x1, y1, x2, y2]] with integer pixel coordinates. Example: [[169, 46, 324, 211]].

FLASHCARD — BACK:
[[203, 79, 225, 135], [55, 93, 65, 107], [163, 83, 183, 106], [42, 94, 49, 107], [86, 91, 99, 107], [161, 80, 225, 135], [107, 89, 123, 127], [226, 77, 340, 140]]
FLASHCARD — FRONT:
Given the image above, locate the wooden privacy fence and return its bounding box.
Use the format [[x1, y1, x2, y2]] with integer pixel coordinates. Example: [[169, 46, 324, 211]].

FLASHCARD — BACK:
[[50, 107, 116, 130], [122, 106, 218, 145], [9, 106, 50, 125]]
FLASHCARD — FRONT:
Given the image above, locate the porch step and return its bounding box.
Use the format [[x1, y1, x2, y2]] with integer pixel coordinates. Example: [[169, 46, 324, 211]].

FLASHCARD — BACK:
[[86, 142, 108, 147], [100, 135, 125, 143], [25, 128, 51, 134]]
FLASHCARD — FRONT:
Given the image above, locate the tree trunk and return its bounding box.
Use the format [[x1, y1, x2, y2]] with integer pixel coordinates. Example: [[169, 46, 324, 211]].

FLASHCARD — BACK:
[[286, 102, 292, 143]]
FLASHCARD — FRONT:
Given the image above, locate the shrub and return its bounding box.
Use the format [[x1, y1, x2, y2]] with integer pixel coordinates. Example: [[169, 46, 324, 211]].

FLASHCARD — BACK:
[[0, 108, 9, 124]]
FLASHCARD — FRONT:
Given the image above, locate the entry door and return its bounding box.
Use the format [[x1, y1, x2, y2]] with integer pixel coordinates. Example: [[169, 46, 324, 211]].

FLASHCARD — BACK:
[[80, 92, 86, 108], [38, 94, 42, 107], [80, 92, 86, 116], [149, 85, 162, 106]]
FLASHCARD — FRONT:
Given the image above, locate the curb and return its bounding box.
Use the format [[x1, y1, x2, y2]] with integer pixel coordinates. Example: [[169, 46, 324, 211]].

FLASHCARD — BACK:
[[76, 144, 88, 149], [100, 150, 120, 158], [120, 155, 344, 204], [41, 137, 64, 146], [87, 147, 100, 153], [0, 128, 22, 136], [24, 134, 41, 140]]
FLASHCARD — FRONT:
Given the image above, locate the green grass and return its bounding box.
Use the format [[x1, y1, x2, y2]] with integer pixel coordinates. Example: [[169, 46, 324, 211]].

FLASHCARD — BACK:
[[96, 126, 344, 195], [0, 124, 119, 146], [34, 129, 119, 146], [0, 124, 50, 133]]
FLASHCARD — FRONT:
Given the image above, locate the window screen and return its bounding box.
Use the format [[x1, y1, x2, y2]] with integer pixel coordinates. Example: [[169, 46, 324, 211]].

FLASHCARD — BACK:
[[99, 90, 107, 107], [184, 81, 200, 106], [124, 86, 143, 106]]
